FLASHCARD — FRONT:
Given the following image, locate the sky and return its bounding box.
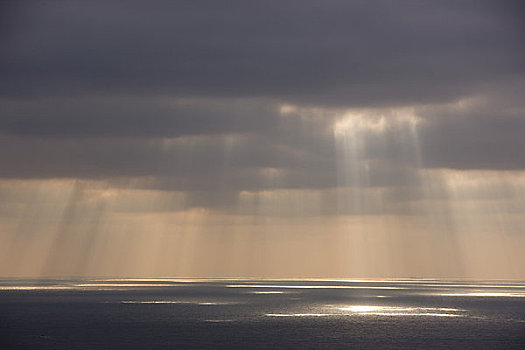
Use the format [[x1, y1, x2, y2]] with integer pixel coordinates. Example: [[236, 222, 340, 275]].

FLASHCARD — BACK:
[[1, 0, 524, 278]]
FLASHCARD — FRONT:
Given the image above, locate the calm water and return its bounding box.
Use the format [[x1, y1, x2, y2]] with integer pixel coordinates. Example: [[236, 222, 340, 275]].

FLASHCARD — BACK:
[[1, 279, 524, 349]]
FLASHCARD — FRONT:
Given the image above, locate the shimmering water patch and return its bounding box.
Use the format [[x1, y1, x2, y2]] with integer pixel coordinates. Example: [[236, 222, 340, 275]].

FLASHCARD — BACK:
[[440, 292, 525, 297], [338, 305, 466, 317], [227, 284, 403, 290], [266, 313, 332, 317], [121, 300, 231, 305], [0, 286, 74, 290]]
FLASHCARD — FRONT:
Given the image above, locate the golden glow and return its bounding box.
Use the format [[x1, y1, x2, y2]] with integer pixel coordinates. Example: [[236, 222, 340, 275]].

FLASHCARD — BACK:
[[0, 103, 524, 279]]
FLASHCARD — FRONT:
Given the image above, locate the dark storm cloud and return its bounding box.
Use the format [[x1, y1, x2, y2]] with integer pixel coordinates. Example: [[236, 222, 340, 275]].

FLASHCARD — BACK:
[[0, 0, 524, 210], [417, 104, 525, 170], [1, 0, 523, 106], [0, 97, 278, 137], [0, 130, 337, 187], [1, 95, 524, 190]]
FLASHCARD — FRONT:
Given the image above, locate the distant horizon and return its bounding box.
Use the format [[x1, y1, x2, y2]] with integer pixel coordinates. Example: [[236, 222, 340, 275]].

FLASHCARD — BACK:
[[3, 275, 525, 282]]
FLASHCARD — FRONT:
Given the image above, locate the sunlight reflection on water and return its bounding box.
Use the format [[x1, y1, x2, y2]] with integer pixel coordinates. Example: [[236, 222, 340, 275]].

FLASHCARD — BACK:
[[265, 305, 466, 318], [440, 292, 525, 297], [227, 284, 404, 290], [120, 300, 231, 305], [338, 305, 465, 317]]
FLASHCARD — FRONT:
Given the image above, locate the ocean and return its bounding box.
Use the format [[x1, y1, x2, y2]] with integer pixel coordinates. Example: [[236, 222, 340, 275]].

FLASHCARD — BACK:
[[1, 279, 524, 349]]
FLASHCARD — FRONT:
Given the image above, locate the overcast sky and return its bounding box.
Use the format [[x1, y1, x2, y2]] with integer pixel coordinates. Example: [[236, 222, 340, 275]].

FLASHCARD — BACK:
[[1, 1, 524, 278]]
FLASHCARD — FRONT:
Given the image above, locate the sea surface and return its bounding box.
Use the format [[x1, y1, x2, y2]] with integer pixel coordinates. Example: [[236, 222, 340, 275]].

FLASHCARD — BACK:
[[1, 278, 524, 349]]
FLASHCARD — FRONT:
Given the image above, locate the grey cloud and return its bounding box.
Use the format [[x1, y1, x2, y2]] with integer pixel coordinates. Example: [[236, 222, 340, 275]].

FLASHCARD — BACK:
[[1, 95, 524, 187], [0, 131, 337, 187], [0, 97, 278, 137], [1, 1, 523, 106], [0, 0, 524, 215], [417, 103, 525, 170]]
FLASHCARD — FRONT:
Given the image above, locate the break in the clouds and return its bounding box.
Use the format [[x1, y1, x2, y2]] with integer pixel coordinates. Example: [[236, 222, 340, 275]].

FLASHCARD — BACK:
[[0, 1, 524, 278]]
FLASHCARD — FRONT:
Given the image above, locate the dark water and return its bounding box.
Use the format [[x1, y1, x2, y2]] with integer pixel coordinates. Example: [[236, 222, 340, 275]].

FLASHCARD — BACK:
[[1, 279, 524, 349]]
